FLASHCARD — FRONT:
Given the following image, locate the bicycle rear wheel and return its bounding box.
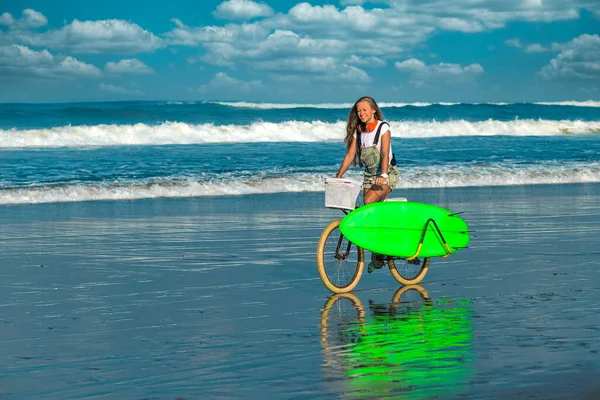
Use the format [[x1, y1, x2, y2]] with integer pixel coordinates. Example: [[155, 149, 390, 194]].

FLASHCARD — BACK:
[[317, 219, 364, 293], [388, 257, 431, 286]]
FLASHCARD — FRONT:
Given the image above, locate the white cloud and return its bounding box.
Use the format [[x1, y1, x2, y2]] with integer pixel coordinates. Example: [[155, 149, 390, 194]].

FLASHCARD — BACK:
[[395, 58, 484, 87], [288, 3, 381, 31], [0, 44, 101, 79], [525, 43, 548, 53], [506, 37, 562, 53], [105, 58, 154, 74], [254, 56, 337, 72], [196, 72, 265, 93], [166, 18, 266, 46], [0, 44, 53, 65], [339, 65, 371, 82], [213, 0, 274, 20], [505, 38, 523, 48], [0, 12, 14, 26], [99, 83, 144, 95], [437, 17, 484, 32], [166, 20, 349, 67], [0, 9, 47, 29], [58, 56, 102, 77], [395, 58, 426, 72], [398, 0, 583, 30], [22, 9, 47, 28], [14, 19, 163, 54], [346, 54, 386, 67], [539, 34, 600, 81]]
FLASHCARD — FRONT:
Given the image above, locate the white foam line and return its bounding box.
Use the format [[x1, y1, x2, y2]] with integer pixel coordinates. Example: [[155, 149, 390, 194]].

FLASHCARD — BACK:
[[214, 100, 600, 109], [1, 163, 598, 205], [1, 119, 599, 148]]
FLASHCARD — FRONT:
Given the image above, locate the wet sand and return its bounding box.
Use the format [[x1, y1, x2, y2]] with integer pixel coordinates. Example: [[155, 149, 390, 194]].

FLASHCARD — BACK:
[[1, 183, 599, 399]]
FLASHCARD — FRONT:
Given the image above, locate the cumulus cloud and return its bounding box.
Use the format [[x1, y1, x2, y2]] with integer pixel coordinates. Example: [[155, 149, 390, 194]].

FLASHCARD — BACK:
[[105, 58, 154, 74], [0, 12, 15, 26], [505, 37, 561, 52], [0, 44, 101, 79], [164, 0, 598, 82], [166, 18, 265, 46], [11, 19, 163, 54], [2, 1, 598, 96], [505, 38, 523, 48], [346, 55, 386, 67], [166, 20, 350, 69], [99, 83, 144, 95], [399, 0, 582, 30], [539, 34, 600, 81], [21, 9, 47, 28], [339, 65, 371, 82], [395, 58, 484, 75], [58, 56, 102, 77], [195, 72, 265, 93], [213, 0, 274, 20], [437, 17, 484, 32], [253, 56, 338, 72], [525, 43, 550, 53], [288, 3, 381, 31], [395, 58, 484, 87], [0, 9, 47, 29]]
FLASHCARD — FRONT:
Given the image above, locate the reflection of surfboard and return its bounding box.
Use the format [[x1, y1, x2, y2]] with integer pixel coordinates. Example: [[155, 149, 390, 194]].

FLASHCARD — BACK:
[[339, 202, 470, 258]]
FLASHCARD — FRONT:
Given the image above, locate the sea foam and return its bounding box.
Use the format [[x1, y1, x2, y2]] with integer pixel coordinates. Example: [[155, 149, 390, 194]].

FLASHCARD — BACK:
[[1, 119, 598, 148], [1, 162, 598, 205], [215, 101, 600, 109]]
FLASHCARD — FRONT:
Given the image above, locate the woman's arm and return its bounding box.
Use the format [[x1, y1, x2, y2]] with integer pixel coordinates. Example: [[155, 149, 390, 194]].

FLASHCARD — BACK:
[[335, 136, 357, 178]]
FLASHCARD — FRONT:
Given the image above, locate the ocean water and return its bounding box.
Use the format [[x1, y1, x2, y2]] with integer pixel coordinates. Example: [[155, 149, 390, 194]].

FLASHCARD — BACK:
[[0, 100, 599, 205]]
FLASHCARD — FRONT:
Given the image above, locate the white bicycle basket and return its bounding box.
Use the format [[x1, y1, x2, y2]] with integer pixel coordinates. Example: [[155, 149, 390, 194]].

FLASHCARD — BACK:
[[325, 178, 362, 210]]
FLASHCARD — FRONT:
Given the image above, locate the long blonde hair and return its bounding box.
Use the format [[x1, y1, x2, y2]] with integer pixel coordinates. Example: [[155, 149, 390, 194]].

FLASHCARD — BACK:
[[345, 96, 385, 166]]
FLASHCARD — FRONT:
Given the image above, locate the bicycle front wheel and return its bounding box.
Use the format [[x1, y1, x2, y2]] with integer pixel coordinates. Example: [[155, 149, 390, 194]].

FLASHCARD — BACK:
[[388, 257, 431, 286], [316, 220, 364, 293]]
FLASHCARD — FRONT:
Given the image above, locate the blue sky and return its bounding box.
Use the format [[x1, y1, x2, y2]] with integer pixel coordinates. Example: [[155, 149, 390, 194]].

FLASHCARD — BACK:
[[0, 0, 599, 103]]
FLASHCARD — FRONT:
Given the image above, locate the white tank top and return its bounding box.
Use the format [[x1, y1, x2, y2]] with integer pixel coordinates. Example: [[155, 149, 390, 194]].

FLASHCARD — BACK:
[[354, 121, 393, 160]]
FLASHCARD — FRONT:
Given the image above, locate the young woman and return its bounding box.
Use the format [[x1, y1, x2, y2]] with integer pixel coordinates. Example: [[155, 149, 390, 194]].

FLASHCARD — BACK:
[[334, 96, 401, 273], [335, 96, 400, 204]]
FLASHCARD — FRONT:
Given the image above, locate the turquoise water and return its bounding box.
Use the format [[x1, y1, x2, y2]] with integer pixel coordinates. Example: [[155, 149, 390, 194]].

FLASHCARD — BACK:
[[0, 101, 599, 204]]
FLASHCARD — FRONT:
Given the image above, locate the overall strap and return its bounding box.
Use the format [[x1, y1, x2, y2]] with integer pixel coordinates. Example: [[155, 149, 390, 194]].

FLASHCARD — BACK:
[[373, 121, 389, 145], [356, 126, 362, 162]]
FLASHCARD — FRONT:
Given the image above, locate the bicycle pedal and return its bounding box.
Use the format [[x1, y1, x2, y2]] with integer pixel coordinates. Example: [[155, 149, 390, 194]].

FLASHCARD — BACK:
[[367, 262, 383, 273]]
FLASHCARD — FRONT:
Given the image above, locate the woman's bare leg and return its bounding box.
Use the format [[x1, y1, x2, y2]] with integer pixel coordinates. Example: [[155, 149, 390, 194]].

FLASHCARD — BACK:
[[364, 184, 391, 273], [364, 184, 391, 204]]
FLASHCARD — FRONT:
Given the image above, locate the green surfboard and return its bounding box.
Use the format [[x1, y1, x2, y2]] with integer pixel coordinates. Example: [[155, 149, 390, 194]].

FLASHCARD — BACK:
[[339, 201, 470, 258]]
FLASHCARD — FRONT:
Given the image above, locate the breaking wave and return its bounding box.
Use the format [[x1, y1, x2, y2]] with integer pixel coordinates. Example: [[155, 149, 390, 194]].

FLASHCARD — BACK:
[[1, 119, 599, 148], [215, 100, 600, 109], [2, 162, 598, 204]]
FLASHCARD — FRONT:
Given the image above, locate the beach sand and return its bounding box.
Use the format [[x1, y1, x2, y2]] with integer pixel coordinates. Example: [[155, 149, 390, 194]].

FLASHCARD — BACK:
[[1, 183, 599, 399]]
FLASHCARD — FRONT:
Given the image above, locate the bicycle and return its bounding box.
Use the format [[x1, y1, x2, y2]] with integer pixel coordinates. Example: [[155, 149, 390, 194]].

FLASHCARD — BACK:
[[316, 178, 431, 294]]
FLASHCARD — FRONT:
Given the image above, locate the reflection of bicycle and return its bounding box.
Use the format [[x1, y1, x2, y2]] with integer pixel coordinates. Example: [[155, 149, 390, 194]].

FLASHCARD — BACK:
[[320, 286, 473, 400], [317, 179, 430, 293], [320, 285, 431, 360]]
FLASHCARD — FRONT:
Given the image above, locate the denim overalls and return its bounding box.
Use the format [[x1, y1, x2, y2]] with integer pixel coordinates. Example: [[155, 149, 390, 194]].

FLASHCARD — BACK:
[[357, 121, 400, 190]]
